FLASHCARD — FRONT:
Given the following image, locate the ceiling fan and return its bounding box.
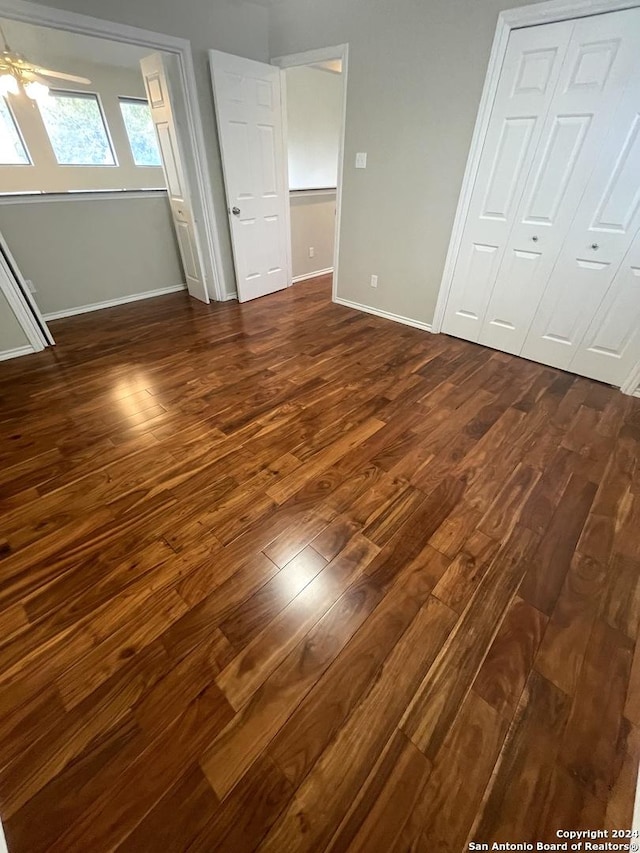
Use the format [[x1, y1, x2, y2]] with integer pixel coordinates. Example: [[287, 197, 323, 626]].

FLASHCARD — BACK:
[[0, 23, 91, 102]]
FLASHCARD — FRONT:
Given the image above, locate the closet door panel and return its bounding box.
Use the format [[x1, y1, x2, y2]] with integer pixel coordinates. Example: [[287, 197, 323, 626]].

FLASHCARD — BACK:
[[569, 230, 640, 385], [522, 42, 640, 372], [442, 21, 573, 341]]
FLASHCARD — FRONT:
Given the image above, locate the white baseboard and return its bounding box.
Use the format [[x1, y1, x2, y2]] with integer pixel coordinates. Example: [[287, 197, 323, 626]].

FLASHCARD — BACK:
[[333, 296, 433, 333], [42, 284, 187, 321], [292, 268, 334, 284], [0, 344, 35, 362], [221, 290, 238, 302]]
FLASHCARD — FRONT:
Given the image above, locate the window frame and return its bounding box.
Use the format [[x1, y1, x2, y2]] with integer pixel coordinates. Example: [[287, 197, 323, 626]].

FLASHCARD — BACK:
[[0, 95, 32, 166], [38, 88, 119, 168], [118, 96, 162, 168]]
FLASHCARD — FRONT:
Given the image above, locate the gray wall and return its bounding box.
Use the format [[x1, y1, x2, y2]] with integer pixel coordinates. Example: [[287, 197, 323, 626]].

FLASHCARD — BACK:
[[269, 0, 548, 326], [31, 0, 270, 300], [0, 195, 184, 316], [0, 288, 31, 353], [290, 191, 336, 279]]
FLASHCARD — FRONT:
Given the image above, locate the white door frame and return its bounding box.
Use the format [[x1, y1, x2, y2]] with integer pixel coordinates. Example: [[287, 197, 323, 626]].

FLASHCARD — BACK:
[[431, 0, 640, 392], [271, 44, 349, 304], [0, 232, 48, 358], [0, 0, 226, 303], [0, 228, 52, 344]]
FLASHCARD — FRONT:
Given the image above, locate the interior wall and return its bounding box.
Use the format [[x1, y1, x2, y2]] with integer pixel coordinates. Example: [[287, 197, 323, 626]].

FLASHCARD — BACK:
[[269, 0, 550, 326], [0, 56, 166, 193], [290, 191, 336, 280], [286, 65, 342, 190], [16, 0, 269, 300], [0, 194, 184, 316], [0, 287, 31, 353]]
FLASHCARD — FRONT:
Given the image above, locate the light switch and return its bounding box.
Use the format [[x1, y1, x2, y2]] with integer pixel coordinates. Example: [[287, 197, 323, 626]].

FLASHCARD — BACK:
[[355, 152, 367, 169]]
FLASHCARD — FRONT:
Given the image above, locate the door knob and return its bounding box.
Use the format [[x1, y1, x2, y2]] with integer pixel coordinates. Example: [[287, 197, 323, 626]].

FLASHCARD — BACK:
[[532, 235, 539, 242], [591, 243, 599, 250], [232, 207, 241, 216]]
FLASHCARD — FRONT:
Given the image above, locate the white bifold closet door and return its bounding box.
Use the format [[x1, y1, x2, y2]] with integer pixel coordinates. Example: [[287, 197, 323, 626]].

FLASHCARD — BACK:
[[442, 7, 640, 388]]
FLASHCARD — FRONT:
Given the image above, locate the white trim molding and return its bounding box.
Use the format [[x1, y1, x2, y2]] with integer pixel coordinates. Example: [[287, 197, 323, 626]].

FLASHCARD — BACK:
[[0, 190, 168, 205], [272, 44, 349, 305], [0, 238, 47, 352], [334, 296, 433, 333], [432, 0, 640, 334], [0, 344, 35, 362], [292, 267, 334, 284], [0, 0, 226, 302], [42, 284, 187, 321], [290, 188, 337, 198]]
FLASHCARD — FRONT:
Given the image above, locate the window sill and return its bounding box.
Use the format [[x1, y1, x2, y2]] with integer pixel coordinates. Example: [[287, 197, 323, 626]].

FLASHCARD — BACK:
[[0, 189, 168, 204]]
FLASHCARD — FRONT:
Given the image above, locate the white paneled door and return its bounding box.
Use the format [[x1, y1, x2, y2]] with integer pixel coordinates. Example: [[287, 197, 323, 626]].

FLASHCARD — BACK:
[[140, 54, 209, 304], [209, 50, 290, 303], [442, 7, 640, 389]]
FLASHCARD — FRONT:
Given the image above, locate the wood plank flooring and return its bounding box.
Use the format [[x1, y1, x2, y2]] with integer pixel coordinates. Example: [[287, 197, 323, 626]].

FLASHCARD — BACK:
[[0, 274, 639, 851]]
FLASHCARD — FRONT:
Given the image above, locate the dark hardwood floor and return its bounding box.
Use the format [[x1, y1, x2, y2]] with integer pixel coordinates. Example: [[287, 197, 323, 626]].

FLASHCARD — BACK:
[[0, 274, 639, 851]]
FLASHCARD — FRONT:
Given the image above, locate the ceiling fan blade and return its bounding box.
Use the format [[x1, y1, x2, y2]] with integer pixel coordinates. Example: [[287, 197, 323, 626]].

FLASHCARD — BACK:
[[32, 67, 91, 85]]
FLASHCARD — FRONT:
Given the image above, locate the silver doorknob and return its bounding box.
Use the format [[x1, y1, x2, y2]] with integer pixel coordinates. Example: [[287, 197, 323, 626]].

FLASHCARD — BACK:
[[591, 243, 599, 250], [232, 207, 241, 216], [532, 235, 539, 242]]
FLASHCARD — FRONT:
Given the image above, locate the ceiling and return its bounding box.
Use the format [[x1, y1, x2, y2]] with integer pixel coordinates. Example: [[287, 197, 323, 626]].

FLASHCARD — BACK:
[[231, 0, 284, 6]]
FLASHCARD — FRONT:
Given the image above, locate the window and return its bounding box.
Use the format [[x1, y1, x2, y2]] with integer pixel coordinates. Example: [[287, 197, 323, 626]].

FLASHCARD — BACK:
[[0, 97, 29, 165], [119, 98, 161, 167], [38, 91, 115, 166]]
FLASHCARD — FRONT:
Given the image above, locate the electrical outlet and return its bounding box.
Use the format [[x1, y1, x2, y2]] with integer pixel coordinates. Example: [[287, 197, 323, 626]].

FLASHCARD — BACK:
[[25, 279, 36, 293], [309, 247, 315, 259], [370, 274, 378, 288]]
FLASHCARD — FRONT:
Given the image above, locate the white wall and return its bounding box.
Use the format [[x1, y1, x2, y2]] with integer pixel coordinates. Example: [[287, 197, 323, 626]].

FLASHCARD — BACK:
[[290, 190, 335, 280], [0, 193, 184, 316], [269, 0, 550, 326], [26, 0, 270, 300], [0, 64, 164, 193], [286, 65, 342, 190]]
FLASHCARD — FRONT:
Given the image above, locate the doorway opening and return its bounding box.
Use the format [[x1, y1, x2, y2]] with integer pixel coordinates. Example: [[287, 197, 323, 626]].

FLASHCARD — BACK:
[[274, 46, 348, 304], [0, 0, 224, 362], [209, 45, 347, 305], [282, 55, 344, 292]]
